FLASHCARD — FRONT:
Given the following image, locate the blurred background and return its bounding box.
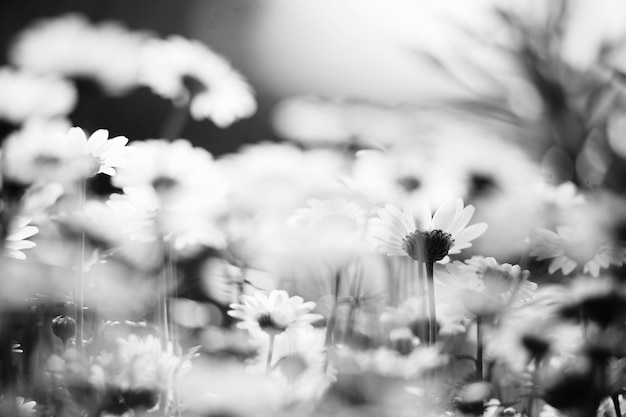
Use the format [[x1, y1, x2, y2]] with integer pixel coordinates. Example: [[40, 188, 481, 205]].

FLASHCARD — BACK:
[[0, 0, 506, 154]]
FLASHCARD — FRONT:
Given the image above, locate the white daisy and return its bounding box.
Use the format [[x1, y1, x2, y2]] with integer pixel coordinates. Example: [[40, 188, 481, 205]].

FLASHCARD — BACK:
[[228, 290, 323, 336], [350, 132, 544, 260], [112, 139, 228, 213], [529, 226, 625, 278], [139, 36, 256, 127], [2, 119, 93, 185], [3, 216, 38, 260], [335, 344, 446, 380], [368, 198, 487, 263], [90, 334, 187, 393], [441, 256, 537, 318], [217, 142, 348, 216], [67, 127, 132, 176], [10, 14, 151, 94], [0, 67, 77, 124]]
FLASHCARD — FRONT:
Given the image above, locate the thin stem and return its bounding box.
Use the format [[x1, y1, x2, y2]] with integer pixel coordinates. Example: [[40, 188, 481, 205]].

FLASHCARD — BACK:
[[425, 261, 437, 346], [526, 360, 540, 417], [612, 394, 622, 417], [323, 269, 342, 372], [265, 333, 275, 373], [160, 102, 190, 140], [476, 317, 483, 381], [76, 180, 87, 351]]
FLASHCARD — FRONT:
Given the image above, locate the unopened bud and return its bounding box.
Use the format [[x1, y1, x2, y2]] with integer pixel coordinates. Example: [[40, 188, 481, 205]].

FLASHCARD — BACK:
[[51, 315, 75, 345]]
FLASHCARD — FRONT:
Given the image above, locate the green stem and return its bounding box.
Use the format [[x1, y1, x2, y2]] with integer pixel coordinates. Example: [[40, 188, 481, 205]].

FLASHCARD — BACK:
[[426, 261, 437, 346]]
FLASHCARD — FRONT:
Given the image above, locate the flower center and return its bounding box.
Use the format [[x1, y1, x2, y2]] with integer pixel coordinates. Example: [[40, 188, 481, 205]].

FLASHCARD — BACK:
[[396, 176, 421, 192], [402, 229, 454, 263], [34, 154, 61, 167], [256, 313, 288, 334], [481, 267, 514, 296], [151, 176, 178, 194]]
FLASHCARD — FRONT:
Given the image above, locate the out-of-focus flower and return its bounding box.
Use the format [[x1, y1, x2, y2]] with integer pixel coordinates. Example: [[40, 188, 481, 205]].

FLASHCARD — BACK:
[[335, 344, 446, 380], [3, 216, 38, 260], [179, 359, 287, 417], [228, 290, 323, 335], [558, 277, 626, 329], [10, 14, 152, 94], [487, 299, 583, 373], [113, 139, 228, 213], [381, 296, 466, 338], [90, 334, 187, 393], [530, 191, 626, 277], [529, 226, 625, 277], [67, 127, 132, 176], [369, 198, 487, 264], [16, 397, 36, 416], [285, 198, 371, 270], [139, 36, 256, 127], [111, 139, 228, 255], [2, 119, 93, 185], [248, 327, 331, 402], [448, 256, 536, 315], [218, 142, 348, 216], [0, 67, 76, 124]]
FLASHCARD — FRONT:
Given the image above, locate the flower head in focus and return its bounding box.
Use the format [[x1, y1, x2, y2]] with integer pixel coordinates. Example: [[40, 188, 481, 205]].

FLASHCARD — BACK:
[[3, 217, 38, 260], [67, 127, 132, 176], [369, 198, 487, 263], [228, 290, 323, 336]]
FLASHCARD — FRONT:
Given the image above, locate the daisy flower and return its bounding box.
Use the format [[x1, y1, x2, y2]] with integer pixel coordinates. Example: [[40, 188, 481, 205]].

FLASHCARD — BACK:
[[67, 127, 132, 176], [2, 119, 93, 186], [368, 198, 487, 264], [285, 198, 370, 268], [3, 217, 38, 260], [0, 67, 77, 124], [228, 290, 323, 336], [89, 334, 187, 393], [529, 226, 626, 278], [10, 14, 152, 94], [112, 139, 228, 213], [217, 142, 347, 215], [139, 36, 256, 127], [441, 256, 537, 318], [457, 256, 536, 304]]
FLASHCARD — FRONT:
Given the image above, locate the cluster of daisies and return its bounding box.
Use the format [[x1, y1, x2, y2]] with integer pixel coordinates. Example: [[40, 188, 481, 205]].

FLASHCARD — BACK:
[[1, 4, 626, 417]]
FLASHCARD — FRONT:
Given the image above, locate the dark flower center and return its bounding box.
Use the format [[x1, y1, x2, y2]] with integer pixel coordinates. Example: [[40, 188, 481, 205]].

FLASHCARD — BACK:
[[402, 229, 454, 263], [256, 313, 287, 334], [151, 176, 178, 193], [396, 176, 421, 192], [481, 267, 514, 296], [34, 155, 61, 167]]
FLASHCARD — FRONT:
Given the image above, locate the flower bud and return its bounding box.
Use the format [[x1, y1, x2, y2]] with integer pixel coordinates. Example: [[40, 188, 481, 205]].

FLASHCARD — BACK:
[[51, 315, 75, 345]]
